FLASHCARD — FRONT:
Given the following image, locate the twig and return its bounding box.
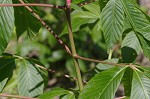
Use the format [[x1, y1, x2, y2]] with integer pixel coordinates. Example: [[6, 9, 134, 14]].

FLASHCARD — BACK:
[[74, 54, 130, 67], [74, 54, 141, 72], [35, 63, 87, 83], [36, 64, 77, 82], [0, 3, 66, 9], [0, 94, 38, 99], [128, 63, 140, 72], [18, 0, 72, 55]]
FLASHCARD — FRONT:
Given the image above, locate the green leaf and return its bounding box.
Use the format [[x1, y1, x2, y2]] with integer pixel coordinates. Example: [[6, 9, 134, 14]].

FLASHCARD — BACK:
[[0, 56, 15, 92], [72, 0, 85, 4], [101, 0, 124, 50], [121, 31, 141, 62], [83, 2, 100, 16], [121, 0, 150, 30], [122, 31, 141, 54], [17, 59, 44, 97], [122, 67, 133, 96], [60, 2, 100, 36], [71, 11, 98, 31], [130, 71, 150, 99], [137, 25, 150, 41], [61, 93, 76, 99], [0, 0, 14, 55], [29, 58, 48, 87], [78, 66, 127, 99], [137, 34, 150, 60], [39, 87, 72, 99], [13, 0, 41, 38], [99, 0, 109, 11], [123, 17, 132, 32], [89, 21, 102, 43], [71, 3, 83, 12], [95, 58, 118, 71]]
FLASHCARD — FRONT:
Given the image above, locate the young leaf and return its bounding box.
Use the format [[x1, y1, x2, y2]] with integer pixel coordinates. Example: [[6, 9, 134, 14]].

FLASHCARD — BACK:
[[0, 0, 14, 55], [0, 57, 15, 92], [39, 87, 73, 99], [16, 59, 44, 97], [13, 0, 41, 38], [78, 66, 127, 99], [120, 0, 150, 30], [130, 71, 150, 99], [101, 0, 124, 50]]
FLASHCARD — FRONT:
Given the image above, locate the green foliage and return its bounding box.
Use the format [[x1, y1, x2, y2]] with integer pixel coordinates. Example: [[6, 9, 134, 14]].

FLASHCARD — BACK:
[[121, 31, 141, 62], [0, 0, 150, 99], [61, 2, 100, 35], [0, 55, 15, 92], [78, 67, 127, 99], [137, 34, 150, 60], [95, 58, 118, 71], [121, 0, 149, 30], [99, 0, 110, 11], [39, 87, 75, 99], [16, 58, 46, 97], [13, 0, 41, 38], [101, 0, 124, 50], [122, 67, 133, 96], [131, 71, 150, 99], [0, 0, 14, 55]]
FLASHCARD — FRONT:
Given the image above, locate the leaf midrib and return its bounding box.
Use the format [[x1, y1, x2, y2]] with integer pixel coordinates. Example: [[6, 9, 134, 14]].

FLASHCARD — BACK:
[[120, 0, 136, 30], [98, 66, 126, 98], [23, 59, 32, 95], [134, 71, 149, 99]]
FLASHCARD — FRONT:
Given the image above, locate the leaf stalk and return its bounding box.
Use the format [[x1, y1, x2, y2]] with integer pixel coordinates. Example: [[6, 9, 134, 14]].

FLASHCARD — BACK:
[[66, 6, 84, 91]]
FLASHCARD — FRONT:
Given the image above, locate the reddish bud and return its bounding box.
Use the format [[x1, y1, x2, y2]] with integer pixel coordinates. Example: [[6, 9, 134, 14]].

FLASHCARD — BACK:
[[66, 0, 71, 6]]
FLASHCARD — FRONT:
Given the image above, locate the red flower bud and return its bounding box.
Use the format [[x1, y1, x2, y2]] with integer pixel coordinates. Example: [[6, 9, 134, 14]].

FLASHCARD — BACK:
[[66, 0, 71, 6]]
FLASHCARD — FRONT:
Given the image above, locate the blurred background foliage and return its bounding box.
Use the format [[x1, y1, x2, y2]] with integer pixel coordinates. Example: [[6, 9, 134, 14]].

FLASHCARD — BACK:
[[2, 0, 150, 96]]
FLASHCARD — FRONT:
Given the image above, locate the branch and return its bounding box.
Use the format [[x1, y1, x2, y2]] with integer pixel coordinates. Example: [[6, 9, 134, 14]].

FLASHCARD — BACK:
[[74, 54, 129, 66], [0, 3, 66, 9], [74, 54, 141, 71], [35, 64, 77, 82], [18, 0, 72, 55], [65, 1, 84, 91], [0, 94, 38, 99]]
